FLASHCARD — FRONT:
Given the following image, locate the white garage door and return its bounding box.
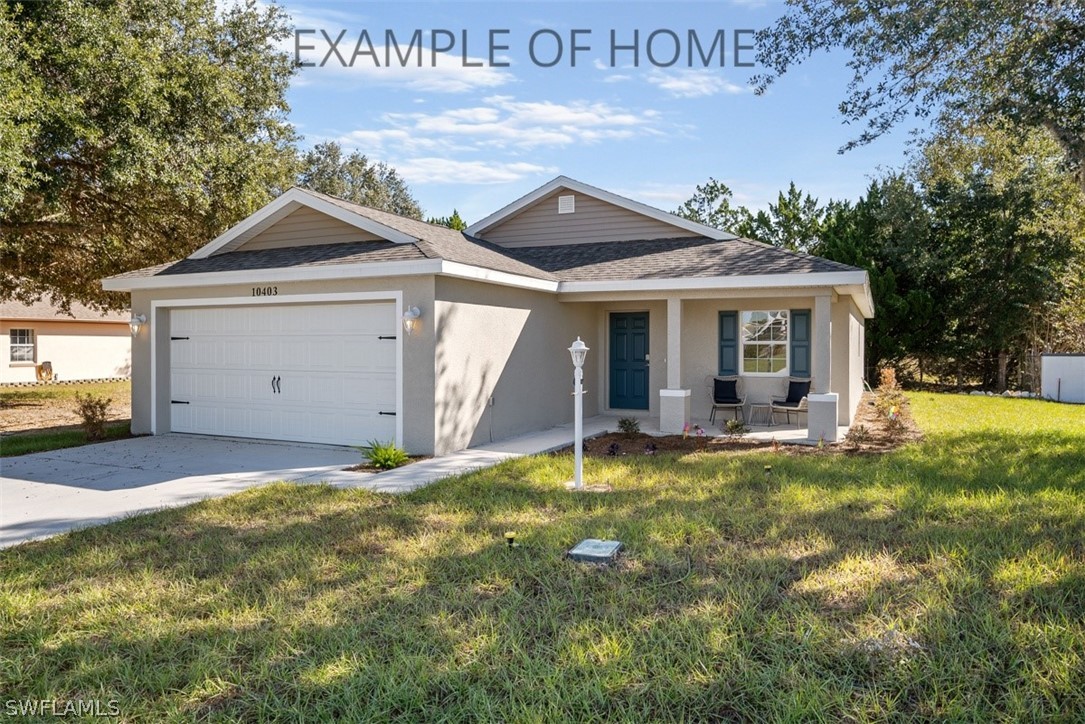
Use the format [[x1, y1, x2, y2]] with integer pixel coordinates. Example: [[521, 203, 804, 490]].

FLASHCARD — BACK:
[[169, 302, 397, 446]]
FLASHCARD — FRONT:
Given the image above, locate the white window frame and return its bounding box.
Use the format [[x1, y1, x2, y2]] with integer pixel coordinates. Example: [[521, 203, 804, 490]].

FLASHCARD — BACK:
[[9, 328, 35, 364], [740, 310, 790, 376]]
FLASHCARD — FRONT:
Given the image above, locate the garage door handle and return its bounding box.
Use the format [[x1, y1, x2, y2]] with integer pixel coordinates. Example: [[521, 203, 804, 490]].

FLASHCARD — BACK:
[[379, 411, 396, 416], [272, 376, 280, 394]]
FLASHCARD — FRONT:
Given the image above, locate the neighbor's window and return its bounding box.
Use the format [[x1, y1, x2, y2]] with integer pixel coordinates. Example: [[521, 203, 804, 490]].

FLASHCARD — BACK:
[[741, 311, 788, 374], [9, 329, 35, 363]]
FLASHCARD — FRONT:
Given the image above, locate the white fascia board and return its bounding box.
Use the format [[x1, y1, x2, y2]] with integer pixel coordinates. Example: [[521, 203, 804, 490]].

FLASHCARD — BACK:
[[102, 259, 443, 291], [466, 175, 735, 241], [188, 188, 418, 259], [557, 270, 870, 295], [438, 261, 559, 292]]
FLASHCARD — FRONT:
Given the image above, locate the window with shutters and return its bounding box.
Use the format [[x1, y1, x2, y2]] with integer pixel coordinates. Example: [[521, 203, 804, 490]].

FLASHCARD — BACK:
[[741, 311, 789, 375]]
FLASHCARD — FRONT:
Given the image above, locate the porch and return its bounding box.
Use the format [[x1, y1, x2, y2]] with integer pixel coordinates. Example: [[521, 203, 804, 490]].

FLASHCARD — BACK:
[[570, 291, 866, 444]]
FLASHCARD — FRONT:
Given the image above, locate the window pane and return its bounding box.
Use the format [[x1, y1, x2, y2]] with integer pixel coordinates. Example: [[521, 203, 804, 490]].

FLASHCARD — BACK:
[[9, 329, 34, 362]]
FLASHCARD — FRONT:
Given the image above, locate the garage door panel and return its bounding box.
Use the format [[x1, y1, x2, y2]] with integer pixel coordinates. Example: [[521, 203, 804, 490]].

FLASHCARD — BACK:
[[170, 301, 398, 446]]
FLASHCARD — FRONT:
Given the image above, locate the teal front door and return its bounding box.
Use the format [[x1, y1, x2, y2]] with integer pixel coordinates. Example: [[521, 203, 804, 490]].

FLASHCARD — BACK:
[[609, 312, 650, 409]]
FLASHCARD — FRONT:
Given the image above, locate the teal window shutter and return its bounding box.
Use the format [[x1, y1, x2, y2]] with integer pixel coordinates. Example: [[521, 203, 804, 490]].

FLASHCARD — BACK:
[[790, 309, 811, 378], [718, 311, 738, 376]]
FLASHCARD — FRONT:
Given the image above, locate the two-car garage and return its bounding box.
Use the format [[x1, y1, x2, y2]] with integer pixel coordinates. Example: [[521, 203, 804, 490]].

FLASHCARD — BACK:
[[167, 301, 399, 447]]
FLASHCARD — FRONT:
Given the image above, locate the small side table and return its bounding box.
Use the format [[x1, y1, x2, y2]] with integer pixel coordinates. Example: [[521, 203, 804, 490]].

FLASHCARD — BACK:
[[748, 402, 774, 427]]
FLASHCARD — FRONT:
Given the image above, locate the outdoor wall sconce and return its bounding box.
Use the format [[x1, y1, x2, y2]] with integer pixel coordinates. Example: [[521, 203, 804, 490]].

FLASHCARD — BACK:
[[402, 306, 421, 336], [129, 313, 146, 337]]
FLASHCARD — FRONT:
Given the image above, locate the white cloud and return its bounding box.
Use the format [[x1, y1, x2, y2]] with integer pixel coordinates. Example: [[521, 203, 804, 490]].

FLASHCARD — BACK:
[[394, 158, 557, 185], [646, 69, 748, 98], [339, 96, 661, 154]]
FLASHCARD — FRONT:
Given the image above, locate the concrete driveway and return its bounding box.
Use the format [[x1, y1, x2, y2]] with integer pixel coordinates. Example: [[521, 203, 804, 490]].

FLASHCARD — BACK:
[[0, 435, 366, 548]]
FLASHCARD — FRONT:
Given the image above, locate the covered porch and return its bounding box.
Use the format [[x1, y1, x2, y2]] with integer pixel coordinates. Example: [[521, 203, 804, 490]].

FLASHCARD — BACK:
[[567, 286, 869, 444]]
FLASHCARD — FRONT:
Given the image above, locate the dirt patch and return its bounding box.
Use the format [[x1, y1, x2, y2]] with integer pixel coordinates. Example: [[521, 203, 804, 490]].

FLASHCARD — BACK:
[[0, 382, 131, 434]]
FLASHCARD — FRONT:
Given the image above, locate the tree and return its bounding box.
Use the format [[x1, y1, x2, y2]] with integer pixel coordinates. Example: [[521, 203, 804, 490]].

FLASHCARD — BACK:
[[917, 124, 1083, 389], [743, 182, 825, 252], [818, 176, 940, 379], [674, 178, 751, 233], [427, 209, 467, 231], [298, 142, 422, 219], [754, 0, 1085, 189], [0, 0, 298, 311]]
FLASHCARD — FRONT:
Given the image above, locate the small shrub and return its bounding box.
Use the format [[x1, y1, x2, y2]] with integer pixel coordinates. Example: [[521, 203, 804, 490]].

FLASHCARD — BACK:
[[74, 393, 111, 440], [617, 417, 641, 435], [724, 418, 749, 438], [358, 440, 410, 470], [877, 367, 899, 392], [845, 424, 871, 449]]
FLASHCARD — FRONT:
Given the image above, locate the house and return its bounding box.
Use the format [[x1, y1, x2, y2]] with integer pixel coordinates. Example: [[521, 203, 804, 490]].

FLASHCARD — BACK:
[[1, 298, 131, 384], [102, 176, 873, 455]]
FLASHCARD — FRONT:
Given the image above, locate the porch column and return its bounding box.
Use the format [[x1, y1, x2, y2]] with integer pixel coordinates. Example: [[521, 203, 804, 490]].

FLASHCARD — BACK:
[[808, 293, 839, 443], [812, 294, 832, 393], [660, 297, 691, 433]]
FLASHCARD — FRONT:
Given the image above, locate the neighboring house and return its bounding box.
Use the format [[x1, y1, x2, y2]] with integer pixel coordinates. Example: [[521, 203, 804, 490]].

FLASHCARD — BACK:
[[103, 176, 873, 455], [1, 298, 131, 383]]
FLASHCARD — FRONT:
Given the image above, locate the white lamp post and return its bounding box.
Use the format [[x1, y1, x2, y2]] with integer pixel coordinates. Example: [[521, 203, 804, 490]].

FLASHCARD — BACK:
[[568, 337, 589, 490]]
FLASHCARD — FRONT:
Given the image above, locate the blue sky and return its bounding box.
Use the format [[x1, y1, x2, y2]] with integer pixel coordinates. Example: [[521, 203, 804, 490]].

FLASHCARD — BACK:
[[278, 1, 919, 223]]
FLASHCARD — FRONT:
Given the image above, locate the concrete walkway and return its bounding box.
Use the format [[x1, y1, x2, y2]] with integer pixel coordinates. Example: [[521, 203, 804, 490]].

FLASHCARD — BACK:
[[0, 420, 613, 548]]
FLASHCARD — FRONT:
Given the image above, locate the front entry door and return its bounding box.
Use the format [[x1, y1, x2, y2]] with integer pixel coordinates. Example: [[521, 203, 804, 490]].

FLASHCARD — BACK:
[[609, 312, 650, 409]]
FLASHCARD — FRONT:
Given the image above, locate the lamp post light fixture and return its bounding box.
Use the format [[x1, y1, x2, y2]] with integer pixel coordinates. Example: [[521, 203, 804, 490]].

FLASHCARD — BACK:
[[129, 314, 146, 337], [568, 336, 589, 490], [402, 306, 421, 336]]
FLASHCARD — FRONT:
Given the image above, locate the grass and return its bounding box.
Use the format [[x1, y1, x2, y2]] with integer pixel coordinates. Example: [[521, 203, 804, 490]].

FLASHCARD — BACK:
[[0, 421, 131, 457], [0, 379, 130, 405], [1, 393, 1084, 720]]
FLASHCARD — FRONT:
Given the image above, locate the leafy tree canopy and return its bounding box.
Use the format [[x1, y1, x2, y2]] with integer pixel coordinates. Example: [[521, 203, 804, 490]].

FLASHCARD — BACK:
[[297, 142, 423, 219], [0, 0, 299, 311], [754, 0, 1085, 189]]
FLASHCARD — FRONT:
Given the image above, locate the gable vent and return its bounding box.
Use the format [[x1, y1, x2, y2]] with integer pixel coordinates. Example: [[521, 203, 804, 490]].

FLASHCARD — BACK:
[[557, 194, 575, 214]]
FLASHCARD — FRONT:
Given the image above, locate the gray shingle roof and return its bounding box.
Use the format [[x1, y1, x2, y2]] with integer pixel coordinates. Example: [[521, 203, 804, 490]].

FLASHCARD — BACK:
[[0, 297, 127, 321], [505, 236, 860, 280], [107, 241, 427, 280], [108, 189, 861, 284]]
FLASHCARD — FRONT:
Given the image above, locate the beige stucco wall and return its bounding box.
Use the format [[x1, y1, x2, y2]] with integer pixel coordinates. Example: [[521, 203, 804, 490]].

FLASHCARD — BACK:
[[130, 276, 437, 454], [1, 320, 130, 383], [433, 277, 599, 455]]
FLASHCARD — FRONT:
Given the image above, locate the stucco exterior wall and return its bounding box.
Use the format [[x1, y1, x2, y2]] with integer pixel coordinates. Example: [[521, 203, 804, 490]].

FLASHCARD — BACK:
[[130, 276, 437, 454], [1, 320, 130, 383], [433, 277, 599, 455]]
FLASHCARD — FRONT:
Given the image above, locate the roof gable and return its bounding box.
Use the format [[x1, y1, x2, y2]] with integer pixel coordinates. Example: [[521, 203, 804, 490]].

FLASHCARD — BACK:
[[234, 206, 384, 252], [466, 176, 735, 246], [188, 187, 418, 259]]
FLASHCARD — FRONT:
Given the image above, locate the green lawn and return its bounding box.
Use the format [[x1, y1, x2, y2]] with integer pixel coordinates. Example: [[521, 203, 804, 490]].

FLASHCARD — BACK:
[[0, 379, 130, 406], [0, 421, 131, 457], [2, 394, 1084, 721]]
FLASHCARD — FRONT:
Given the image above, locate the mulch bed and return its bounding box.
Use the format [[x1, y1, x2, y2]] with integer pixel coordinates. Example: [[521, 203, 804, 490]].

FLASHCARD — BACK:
[[344, 456, 430, 473], [554, 391, 921, 459]]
